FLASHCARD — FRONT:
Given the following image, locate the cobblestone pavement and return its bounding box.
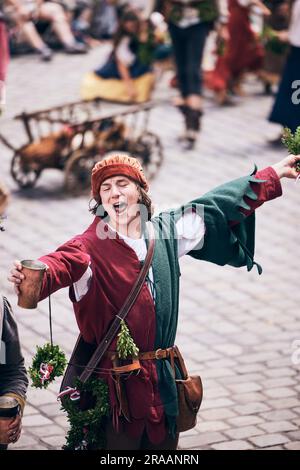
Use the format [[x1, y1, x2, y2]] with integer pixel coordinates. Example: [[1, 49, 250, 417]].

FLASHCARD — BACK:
[[0, 46, 299, 451]]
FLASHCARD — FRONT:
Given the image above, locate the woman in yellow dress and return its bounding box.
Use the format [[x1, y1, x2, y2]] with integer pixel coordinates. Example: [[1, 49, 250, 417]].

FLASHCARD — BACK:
[[81, 10, 155, 103]]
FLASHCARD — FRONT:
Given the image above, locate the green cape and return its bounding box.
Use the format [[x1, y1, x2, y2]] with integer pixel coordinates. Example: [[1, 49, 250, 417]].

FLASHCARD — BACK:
[[150, 168, 266, 434]]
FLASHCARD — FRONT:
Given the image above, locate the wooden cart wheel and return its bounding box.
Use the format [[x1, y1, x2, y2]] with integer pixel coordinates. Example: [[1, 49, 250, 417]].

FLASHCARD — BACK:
[[133, 132, 163, 181], [10, 151, 41, 189], [64, 149, 98, 194]]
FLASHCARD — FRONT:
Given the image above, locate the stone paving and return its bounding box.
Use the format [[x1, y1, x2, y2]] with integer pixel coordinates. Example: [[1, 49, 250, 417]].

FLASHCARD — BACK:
[[0, 45, 300, 451]]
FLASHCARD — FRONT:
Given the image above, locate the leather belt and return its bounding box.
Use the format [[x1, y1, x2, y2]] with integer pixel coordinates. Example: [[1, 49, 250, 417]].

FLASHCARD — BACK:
[[105, 347, 178, 362]]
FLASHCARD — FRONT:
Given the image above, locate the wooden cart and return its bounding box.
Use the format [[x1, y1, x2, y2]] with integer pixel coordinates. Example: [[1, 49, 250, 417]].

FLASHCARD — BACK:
[[0, 99, 163, 194]]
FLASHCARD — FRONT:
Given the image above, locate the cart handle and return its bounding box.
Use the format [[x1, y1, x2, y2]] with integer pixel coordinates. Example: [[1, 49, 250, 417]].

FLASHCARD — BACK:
[[0, 133, 17, 151], [13, 98, 102, 121], [13, 99, 160, 122]]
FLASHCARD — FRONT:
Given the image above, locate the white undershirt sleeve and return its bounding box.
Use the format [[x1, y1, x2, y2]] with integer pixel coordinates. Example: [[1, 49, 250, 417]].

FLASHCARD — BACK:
[[115, 37, 136, 67], [73, 264, 92, 302], [175, 209, 206, 258]]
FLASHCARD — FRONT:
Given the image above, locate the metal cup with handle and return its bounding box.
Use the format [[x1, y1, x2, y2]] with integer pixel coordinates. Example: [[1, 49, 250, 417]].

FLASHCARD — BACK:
[[18, 260, 47, 309], [0, 396, 20, 445]]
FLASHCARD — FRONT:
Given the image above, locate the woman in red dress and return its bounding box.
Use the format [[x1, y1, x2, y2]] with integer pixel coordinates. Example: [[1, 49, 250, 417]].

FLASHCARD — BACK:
[[0, 14, 9, 106], [205, 0, 269, 104]]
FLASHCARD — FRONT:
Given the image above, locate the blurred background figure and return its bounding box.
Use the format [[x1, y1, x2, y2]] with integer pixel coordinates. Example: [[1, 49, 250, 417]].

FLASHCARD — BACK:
[[0, 187, 28, 451], [260, 0, 290, 95], [121, 1, 173, 77], [87, 0, 119, 40], [0, 6, 9, 108], [60, 0, 94, 38], [268, 0, 300, 141], [0, 181, 9, 222], [118, 0, 156, 19], [81, 9, 156, 103], [0, 290, 28, 450], [205, 0, 270, 106], [160, 0, 229, 150], [4, 0, 88, 61]]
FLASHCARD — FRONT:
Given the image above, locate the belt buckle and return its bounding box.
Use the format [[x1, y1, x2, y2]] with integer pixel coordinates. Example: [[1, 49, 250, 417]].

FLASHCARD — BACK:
[[155, 348, 163, 360]]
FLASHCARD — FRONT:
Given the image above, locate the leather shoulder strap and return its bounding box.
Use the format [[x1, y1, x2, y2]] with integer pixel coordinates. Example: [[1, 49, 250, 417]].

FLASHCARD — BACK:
[[79, 221, 156, 383]]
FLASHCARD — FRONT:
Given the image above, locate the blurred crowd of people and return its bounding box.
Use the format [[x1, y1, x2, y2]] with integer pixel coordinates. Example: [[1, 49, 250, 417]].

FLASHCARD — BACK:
[[0, 1, 163, 61], [0, 0, 299, 148]]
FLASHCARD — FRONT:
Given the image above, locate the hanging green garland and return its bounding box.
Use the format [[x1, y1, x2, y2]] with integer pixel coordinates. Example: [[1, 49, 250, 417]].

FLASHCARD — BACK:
[[60, 376, 110, 450], [29, 343, 67, 389], [59, 320, 139, 450], [29, 317, 139, 449]]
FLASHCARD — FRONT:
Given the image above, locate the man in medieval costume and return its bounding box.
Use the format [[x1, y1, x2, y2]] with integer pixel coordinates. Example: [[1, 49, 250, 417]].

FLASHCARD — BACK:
[[9, 152, 300, 449], [0, 192, 28, 450]]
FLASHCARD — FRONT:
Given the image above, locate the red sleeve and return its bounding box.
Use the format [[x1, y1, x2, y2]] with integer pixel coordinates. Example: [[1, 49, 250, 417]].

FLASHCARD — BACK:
[[0, 23, 9, 83], [38, 238, 90, 301], [229, 166, 282, 227]]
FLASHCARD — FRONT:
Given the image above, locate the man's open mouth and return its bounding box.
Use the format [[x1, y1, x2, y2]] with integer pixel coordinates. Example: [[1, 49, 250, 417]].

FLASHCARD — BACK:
[[113, 202, 127, 215]]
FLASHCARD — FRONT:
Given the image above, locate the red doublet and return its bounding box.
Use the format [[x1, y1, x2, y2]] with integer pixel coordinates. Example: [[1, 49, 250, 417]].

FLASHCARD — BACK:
[[39, 220, 167, 443]]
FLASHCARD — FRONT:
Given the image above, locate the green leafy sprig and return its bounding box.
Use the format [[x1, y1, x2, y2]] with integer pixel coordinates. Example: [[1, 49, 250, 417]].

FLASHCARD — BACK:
[[28, 343, 67, 389], [60, 377, 109, 450], [216, 36, 226, 57], [117, 320, 139, 359], [261, 26, 288, 55], [196, 0, 219, 23], [138, 24, 156, 66], [282, 127, 300, 172]]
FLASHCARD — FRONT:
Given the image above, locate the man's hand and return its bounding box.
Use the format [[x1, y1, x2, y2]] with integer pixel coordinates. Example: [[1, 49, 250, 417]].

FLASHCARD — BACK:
[[7, 260, 24, 295], [276, 30, 289, 43], [253, 0, 271, 16], [126, 81, 137, 101], [272, 154, 300, 179], [217, 24, 229, 42], [8, 415, 22, 444]]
